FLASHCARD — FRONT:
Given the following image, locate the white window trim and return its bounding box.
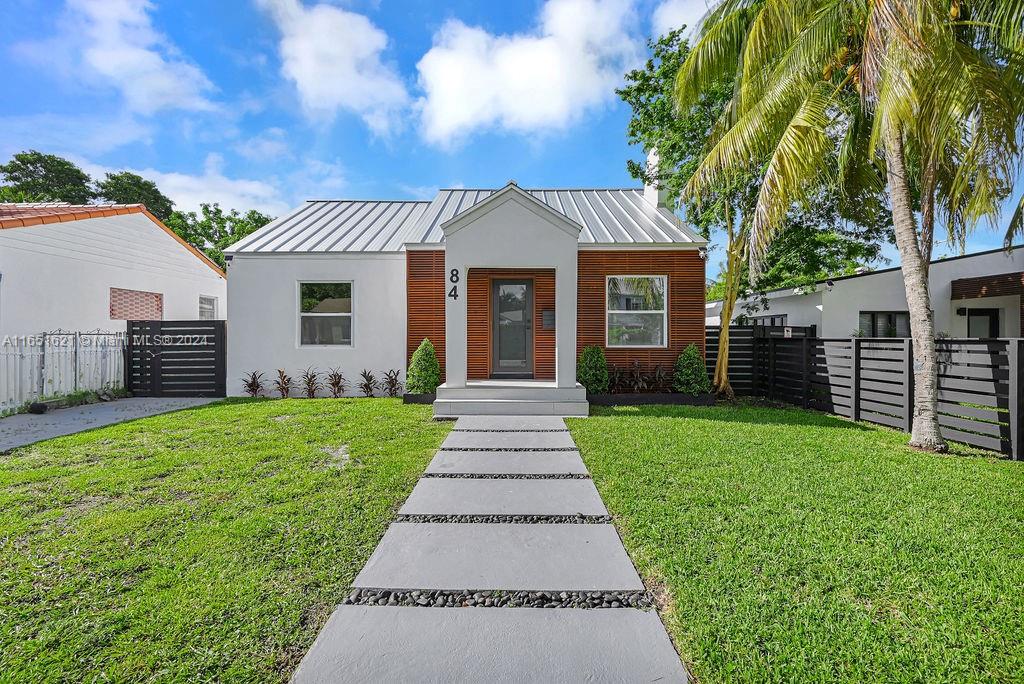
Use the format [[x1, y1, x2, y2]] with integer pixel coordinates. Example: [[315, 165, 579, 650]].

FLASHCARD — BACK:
[[297, 280, 354, 348], [605, 275, 669, 349], [198, 294, 218, 320]]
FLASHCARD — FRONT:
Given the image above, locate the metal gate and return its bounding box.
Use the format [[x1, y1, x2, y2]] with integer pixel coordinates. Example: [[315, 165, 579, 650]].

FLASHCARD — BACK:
[[125, 320, 226, 397]]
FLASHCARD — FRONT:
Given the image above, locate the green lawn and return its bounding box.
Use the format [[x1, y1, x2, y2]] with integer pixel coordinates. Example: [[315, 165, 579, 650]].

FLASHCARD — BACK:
[[0, 398, 450, 682], [568, 405, 1024, 683]]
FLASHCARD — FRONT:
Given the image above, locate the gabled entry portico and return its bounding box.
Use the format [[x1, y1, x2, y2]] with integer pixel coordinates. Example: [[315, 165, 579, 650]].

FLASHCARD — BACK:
[[435, 183, 588, 416]]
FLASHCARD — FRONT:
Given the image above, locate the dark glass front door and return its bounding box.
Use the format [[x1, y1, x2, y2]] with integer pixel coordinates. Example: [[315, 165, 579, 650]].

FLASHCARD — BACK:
[[491, 279, 533, 377], [967, 308, 1000, 338]]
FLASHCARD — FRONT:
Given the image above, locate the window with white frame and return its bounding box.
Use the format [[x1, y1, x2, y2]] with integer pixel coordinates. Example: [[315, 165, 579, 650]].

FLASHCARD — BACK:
[[198, 295, 217, 320], [299, 282, 352, 346], [606, 275, 667, 347]]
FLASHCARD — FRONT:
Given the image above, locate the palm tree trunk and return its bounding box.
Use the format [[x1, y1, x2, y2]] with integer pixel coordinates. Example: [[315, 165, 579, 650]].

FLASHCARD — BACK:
[[884, 126, 947, 452], [713, 223, 746, 399]]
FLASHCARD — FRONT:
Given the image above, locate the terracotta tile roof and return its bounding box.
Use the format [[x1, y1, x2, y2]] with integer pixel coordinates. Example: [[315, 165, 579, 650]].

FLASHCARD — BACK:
[[0, 202, 225, 278], [0, 202, 146, 229]]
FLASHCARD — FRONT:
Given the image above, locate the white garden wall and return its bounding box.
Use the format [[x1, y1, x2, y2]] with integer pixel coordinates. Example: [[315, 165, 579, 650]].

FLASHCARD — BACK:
[[226, 253, 407, 397]]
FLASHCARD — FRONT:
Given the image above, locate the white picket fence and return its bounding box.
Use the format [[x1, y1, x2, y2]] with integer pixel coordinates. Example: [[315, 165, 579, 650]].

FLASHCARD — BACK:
[[0, 331, 125, 413]]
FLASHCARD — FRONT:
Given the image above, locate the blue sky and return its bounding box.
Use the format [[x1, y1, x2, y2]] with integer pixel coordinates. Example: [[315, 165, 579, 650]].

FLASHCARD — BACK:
[[0, 0, 1014, 273]]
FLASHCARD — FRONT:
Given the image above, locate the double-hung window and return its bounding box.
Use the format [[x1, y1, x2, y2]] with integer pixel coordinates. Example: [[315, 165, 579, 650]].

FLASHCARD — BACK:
[[299, 282, 353, 346], [606, 275, 668, 347], [198, 295, 217, 320]]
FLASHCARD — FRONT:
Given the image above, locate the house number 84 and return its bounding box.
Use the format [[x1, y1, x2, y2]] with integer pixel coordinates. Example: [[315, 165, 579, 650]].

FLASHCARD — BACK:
[[448, 269, 459, 300]]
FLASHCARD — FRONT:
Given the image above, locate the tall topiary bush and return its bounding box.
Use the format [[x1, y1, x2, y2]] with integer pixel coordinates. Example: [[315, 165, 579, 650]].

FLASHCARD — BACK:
[[673, 343, 712, 395], [578, 346, 610, 394], [406, 338, 442, 394]]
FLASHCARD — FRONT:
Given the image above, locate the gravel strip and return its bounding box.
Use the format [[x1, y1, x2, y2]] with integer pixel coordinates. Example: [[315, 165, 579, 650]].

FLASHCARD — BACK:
[[394, 513, 612, 524], [342, 588, 654, 609], [421, 472, 591, 480]]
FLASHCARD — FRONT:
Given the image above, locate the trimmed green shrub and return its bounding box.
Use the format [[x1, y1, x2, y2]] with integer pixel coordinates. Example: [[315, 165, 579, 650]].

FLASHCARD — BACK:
[[578, 346, 610, 394], [406, 338, 442, 394], [673, 343, 712, 394]]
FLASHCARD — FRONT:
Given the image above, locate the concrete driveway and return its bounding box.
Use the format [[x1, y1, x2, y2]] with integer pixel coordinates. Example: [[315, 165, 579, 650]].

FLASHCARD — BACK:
[[0, 397, 218, 452]]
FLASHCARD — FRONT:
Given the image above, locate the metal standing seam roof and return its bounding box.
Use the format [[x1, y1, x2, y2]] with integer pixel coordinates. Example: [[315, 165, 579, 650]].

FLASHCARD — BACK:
[[226, 188, 704, 254]]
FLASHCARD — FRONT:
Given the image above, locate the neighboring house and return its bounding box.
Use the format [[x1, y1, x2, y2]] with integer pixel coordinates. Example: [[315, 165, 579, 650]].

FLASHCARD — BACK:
[[225, 181, 707, 415], [706, 245, 1024, 338], [0, 203, 226, 334]]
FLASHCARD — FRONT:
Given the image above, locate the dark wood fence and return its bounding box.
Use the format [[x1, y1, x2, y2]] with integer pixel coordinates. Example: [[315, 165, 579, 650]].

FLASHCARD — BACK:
[[706, 326, 1022, 459], [125, 320, 226, 397]]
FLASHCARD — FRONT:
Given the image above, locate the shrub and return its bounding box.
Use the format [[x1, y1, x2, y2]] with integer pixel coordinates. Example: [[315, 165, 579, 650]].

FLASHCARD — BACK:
[[301, 367, 322, 399], [242, 371, 265, 398], [406, 338, 441, 394], [358, 369, 379, 398], [577, 346, 609, 394], [673, 344, 712, 395], [273, 369, 293, 399], [382, 369, 403, 398], [326, 368, 347, 398]]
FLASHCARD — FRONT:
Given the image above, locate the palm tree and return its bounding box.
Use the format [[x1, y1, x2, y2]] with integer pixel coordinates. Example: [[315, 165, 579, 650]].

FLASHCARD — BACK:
[[675, 0, 1024, 451]]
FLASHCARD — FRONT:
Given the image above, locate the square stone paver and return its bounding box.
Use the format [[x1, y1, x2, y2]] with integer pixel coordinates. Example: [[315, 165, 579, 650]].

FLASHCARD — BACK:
[[291, 606, 687, 683], [454, 416, 567, 431], [425, 450, 589, 475], [400, 478, 607, 516], [441, 431, 577, 450], [353, 523, 643, 591]]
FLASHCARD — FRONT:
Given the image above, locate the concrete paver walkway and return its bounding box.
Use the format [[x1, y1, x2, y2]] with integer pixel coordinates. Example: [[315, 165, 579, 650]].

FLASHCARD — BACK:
[[0, 397, 217, 452], [293, 415, 687, 683]]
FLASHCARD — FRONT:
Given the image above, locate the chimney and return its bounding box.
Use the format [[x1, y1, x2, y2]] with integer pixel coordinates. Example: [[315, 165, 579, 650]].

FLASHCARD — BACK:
[[643, 147, 669, 208]]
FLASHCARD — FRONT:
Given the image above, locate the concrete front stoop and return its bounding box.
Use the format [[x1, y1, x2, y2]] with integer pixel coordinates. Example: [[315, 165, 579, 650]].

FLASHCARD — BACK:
[[291, 415, 686, 683], [433, 381, 589, 417]]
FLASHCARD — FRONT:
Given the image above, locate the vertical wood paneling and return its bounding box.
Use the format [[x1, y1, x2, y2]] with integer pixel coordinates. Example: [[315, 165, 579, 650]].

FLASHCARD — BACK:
[[406, 250, 446, 378], [466, 269, 556, 380], [577, 250, 706, 371]]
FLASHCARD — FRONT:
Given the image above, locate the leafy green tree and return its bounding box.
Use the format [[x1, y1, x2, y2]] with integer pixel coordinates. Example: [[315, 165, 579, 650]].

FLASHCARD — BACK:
[[620, 29, 888, 397], [0, 150, 94, 204], [95, 171, 174, 221], [0, 186, 43, 203], [165, 203, 273, 269], [674, 0, 1023, 451]]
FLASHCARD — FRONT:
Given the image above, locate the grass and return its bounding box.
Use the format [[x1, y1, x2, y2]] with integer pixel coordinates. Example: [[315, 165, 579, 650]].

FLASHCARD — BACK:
[[567, 404, 1024, 683], [0, 398, 450, 682]]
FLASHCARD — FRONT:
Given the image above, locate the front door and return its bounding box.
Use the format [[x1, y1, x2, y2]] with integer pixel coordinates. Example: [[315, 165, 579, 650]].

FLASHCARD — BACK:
[[491, 279, 533, 377], [967, 308, 1000, 338]]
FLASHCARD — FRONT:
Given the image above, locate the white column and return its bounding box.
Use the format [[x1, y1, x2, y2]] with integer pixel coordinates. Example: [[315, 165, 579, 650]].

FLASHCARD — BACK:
[[444, 255, 467, 388], [554, 259, 578, 388]]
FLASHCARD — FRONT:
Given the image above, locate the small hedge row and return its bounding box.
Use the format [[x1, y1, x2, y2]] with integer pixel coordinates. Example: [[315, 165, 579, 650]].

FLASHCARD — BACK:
[[576, 344, 712, 395]]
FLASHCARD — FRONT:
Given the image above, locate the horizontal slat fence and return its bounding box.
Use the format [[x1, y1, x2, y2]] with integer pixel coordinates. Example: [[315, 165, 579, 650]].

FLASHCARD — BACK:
[[126, 320, 226, 397], [706, 326, 1021, 458]]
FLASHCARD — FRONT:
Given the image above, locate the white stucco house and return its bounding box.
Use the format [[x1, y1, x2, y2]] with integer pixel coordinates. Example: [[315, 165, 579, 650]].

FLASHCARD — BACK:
[[225, 181, 708, 415], [706, 245, 1024, 338], [0, 203, 226, 335]]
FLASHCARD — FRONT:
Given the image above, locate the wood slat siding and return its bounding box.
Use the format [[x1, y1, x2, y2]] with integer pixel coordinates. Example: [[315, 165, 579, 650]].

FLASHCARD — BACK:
[[467, 269, 556, 380], [577, 250, 706, 371], [406, 250, 447, 378], [950, 271, 1024, 299]]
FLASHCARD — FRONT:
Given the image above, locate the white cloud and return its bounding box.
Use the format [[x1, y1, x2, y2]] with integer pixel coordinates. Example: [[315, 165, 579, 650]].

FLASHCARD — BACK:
[[234, 127, 292, 162], [257, 0, 409, 134], [16, 0, 216, 114], [415, 0, 642, 146], [80, 153, 347, 216], [652, 0, 709, 38]]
